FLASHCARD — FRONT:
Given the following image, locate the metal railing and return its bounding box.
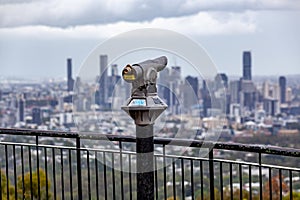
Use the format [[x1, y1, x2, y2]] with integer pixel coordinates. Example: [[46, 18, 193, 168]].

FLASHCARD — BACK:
[[0, 128, 300, 200]]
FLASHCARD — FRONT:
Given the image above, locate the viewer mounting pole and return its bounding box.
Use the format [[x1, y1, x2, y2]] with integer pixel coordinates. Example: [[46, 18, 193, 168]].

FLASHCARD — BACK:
[[121, 56, 168, 199]]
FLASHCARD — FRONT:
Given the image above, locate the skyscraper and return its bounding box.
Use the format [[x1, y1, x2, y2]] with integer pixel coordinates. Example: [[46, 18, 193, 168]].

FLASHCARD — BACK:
[[170, 66, 181, 114], [279, 76, 286, 103], [107, 64, 121, 103], [183, 76, 199, 109], [98, 55, 108, 107], [171, 66, 181, 78], [243, 51, 252, 80], [67, 58, 74, 92], [18, 95, 25, 122], [185, 76, 199, 97], [214, 73, 230, 114], [111, 64, 118, 77], [229, 80, 241, 104], [32, 107, 42, 125], [202, 80, 211, 117], [215, 73, 228, 89], [158, 67, 170, 106], [240, 79, 257, 111]]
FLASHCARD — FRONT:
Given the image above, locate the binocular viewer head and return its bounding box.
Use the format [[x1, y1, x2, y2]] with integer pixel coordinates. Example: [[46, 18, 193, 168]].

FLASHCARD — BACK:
[[122, 56, 167, 87], [121, 56, 168, 125]]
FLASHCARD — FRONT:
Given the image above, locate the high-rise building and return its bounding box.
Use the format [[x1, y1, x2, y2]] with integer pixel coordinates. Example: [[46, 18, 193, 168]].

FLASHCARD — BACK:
[[32, 107, 42, 125], [111, 64, 118, 77], [262, 81, 269, 99], [107, 64, 121, 106], [286, 87, 292, 102], [185, 76, 199, 97], [183, 76, 199, 110], [98, 55, 108, 107], [171, 66, 181, 78], [170, 66, 181, 114], [240, 79, 257, 111], [74, 76, 82, 94], [243, 51, 252, 80], [215, 73, 228, 89], [263, 99, 279, 116], [158, 67, 170, 105], [262, 81, 280, 100], [18, 95, 25, 122], [202, 80, 211, 117], [229, 80, 241, 104], [67, 58, 74, 92], [279, 76, 286, 103], [110, 64, 121, 93]]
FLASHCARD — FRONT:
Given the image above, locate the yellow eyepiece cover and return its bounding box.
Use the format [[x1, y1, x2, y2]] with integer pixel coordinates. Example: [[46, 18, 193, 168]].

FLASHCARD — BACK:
[[123, 74, 136, 80]]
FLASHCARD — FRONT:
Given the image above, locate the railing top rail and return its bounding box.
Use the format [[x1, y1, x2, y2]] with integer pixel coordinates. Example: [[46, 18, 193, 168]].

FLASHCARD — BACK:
[[0, 127, 79, 138], [154, 137, 300, 157], [1, 128, 300, 157]]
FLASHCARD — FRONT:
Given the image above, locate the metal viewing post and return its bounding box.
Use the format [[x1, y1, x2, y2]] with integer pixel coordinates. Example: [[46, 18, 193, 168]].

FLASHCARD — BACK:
[[121, 56, 168, 199]]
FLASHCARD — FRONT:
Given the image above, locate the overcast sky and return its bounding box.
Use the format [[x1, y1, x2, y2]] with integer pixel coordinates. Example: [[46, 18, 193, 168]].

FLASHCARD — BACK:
[[0, 0, 300, 79]]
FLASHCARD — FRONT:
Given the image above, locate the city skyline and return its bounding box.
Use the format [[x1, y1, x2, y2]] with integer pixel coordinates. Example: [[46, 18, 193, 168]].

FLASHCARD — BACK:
[[0, 42, 299, 79], [1, 52, 299, 130], [1, 49, 300, 81]]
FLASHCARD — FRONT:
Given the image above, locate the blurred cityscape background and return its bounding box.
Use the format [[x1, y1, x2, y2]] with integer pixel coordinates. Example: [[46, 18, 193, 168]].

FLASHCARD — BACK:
[[1, 1, 300, 199], [0, 51, 300, 148]]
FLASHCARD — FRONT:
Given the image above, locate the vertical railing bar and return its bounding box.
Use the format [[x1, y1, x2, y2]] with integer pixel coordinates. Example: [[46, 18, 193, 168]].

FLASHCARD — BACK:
[[119, 142, 124, 200], [95, 151, 99, 200], [52, 148, 57, 200], [36, 136, 41, 199], [190, 160, 194, 200], [21, 146, 25, 200], [229, 163, 233, 200], [290, 170, 293, 200], [181, 158, 185, 200], [13, 145, 17, 200], [259, 153, 263, 200], [61, 149, 65, 200], [220, 162, 223, 200], [76, 136, 82, 200], [5, 145, 9, 200], [0, 145, 2, 200], [68, 149, 73, 200], [112, 153, 116, 200], [87, 150, 91, 200], [209, 150, 215, 200], [129, 154, 132, 200], [45, 148, 49, 200], [28, 145, 33, 200], [103, 152, 107, 200], [279, 169, 282, 200], [163, 145, 167, 200], [239, 164, 242, 200], [200, 160, 203, 200], [0, 152, 2, 200], [249, 165, 252, 200], [172, 158, 176, 200], [269, 167, 272, 200], [154, 155, 158, 200]]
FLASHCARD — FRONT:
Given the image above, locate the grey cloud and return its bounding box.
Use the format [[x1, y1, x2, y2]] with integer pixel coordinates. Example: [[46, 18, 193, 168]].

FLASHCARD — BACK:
[[0, 0, 299, 27], [0, 0, 39, 5]]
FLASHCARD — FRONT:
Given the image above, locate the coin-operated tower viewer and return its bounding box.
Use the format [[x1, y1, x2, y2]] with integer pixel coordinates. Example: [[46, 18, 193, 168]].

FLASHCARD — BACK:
[[121, 56, 168, 199]]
